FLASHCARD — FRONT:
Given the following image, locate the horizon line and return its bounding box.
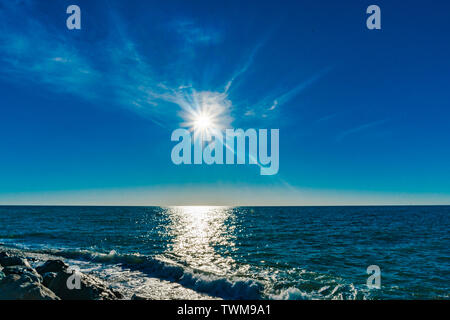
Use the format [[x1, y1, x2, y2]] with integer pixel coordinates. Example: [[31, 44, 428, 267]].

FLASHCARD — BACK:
[[1, 204, 449, 207]]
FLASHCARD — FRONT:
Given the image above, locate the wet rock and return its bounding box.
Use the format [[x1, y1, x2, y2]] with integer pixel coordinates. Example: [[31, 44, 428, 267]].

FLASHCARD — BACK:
[[2, 265, 43, 284], [0, 273, 59, 300], [0, 251, 123, 300], [36, 259, 69, 275], [42, 272, 58, 288], [44, 269, 123, 300], [0, 253, 32, 268]]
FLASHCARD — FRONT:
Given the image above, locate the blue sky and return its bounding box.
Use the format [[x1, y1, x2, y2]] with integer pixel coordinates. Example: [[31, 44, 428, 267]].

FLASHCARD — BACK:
[[0, 0, 449, 205]]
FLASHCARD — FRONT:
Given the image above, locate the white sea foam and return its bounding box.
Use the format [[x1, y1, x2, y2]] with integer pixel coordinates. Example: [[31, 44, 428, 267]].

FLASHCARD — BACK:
[[22, 247, 264, 300]]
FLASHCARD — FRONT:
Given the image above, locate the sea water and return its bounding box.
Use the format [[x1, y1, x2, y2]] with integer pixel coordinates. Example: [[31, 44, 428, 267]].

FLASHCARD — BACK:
[[0, 206, 448, 299]]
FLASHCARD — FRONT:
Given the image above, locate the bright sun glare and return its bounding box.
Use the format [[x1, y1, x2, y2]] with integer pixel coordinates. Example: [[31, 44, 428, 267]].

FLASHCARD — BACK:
[[194, 114, 213, 131], [180, 91, 233, 139], [185, 107, 221, 139]]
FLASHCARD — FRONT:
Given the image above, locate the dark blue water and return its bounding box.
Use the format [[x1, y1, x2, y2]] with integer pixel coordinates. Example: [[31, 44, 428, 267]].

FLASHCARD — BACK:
[[0, 206, 449, 299]]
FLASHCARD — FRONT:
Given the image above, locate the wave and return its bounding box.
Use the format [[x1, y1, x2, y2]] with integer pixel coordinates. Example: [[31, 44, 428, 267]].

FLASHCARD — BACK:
[[270, 283, 369, 300], [269, 287, 311, 300], [36, 248, 370, 300], [0, 243, 370, 300], [22, 247, 264, 300]]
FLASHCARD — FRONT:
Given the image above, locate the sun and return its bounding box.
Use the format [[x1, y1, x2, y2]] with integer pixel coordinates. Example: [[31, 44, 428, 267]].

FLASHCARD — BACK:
[[183, 104, 222, 138], [193, 114, 213, 132], [189, 111, 218, 139], [179, 91, 233, 140]]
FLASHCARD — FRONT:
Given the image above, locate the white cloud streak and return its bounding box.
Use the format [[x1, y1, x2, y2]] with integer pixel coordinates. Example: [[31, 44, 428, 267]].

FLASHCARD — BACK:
[[336, 119, 390, 142]]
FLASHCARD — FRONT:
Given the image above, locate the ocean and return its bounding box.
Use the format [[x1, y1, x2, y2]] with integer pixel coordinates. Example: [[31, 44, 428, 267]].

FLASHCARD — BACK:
[[0, 206, 448, 299]]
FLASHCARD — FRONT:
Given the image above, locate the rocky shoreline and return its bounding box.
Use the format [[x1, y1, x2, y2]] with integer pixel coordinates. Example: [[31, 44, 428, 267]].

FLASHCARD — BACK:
[[0, 247, 124, 300]]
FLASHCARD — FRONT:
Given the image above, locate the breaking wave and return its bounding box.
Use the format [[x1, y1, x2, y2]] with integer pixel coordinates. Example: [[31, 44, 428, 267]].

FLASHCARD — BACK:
[[30, 247, 264, 300]]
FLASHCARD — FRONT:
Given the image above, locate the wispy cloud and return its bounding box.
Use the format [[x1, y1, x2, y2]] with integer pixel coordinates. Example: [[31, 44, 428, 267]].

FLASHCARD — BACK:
[[0, 1, 325, 129], [0, 2, 230, 128], [224, 39, 267, 93], [272, 67, 331, 108], [316, 113, 338, 123], [336, 119, 390, 142], [169, 19, 222, 46], [240, 67, 331, 120], [268, 100, 278, 110], [0, 2, 100, 99]]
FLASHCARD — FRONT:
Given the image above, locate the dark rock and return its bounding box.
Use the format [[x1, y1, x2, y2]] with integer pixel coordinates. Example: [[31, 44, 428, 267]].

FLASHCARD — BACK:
[[42, 272, 58, 288], [44, 269, 123, 300], [0, 274, 59, 300], [0, 255, 31, 268], [0, 251, 122, 300], [2, 265, 43, 284], [36, 259, 69, 275]]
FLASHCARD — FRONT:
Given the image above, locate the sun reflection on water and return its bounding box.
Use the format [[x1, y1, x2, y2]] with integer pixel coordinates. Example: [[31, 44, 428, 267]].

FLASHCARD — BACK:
[[164, 206, 238, 275]]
